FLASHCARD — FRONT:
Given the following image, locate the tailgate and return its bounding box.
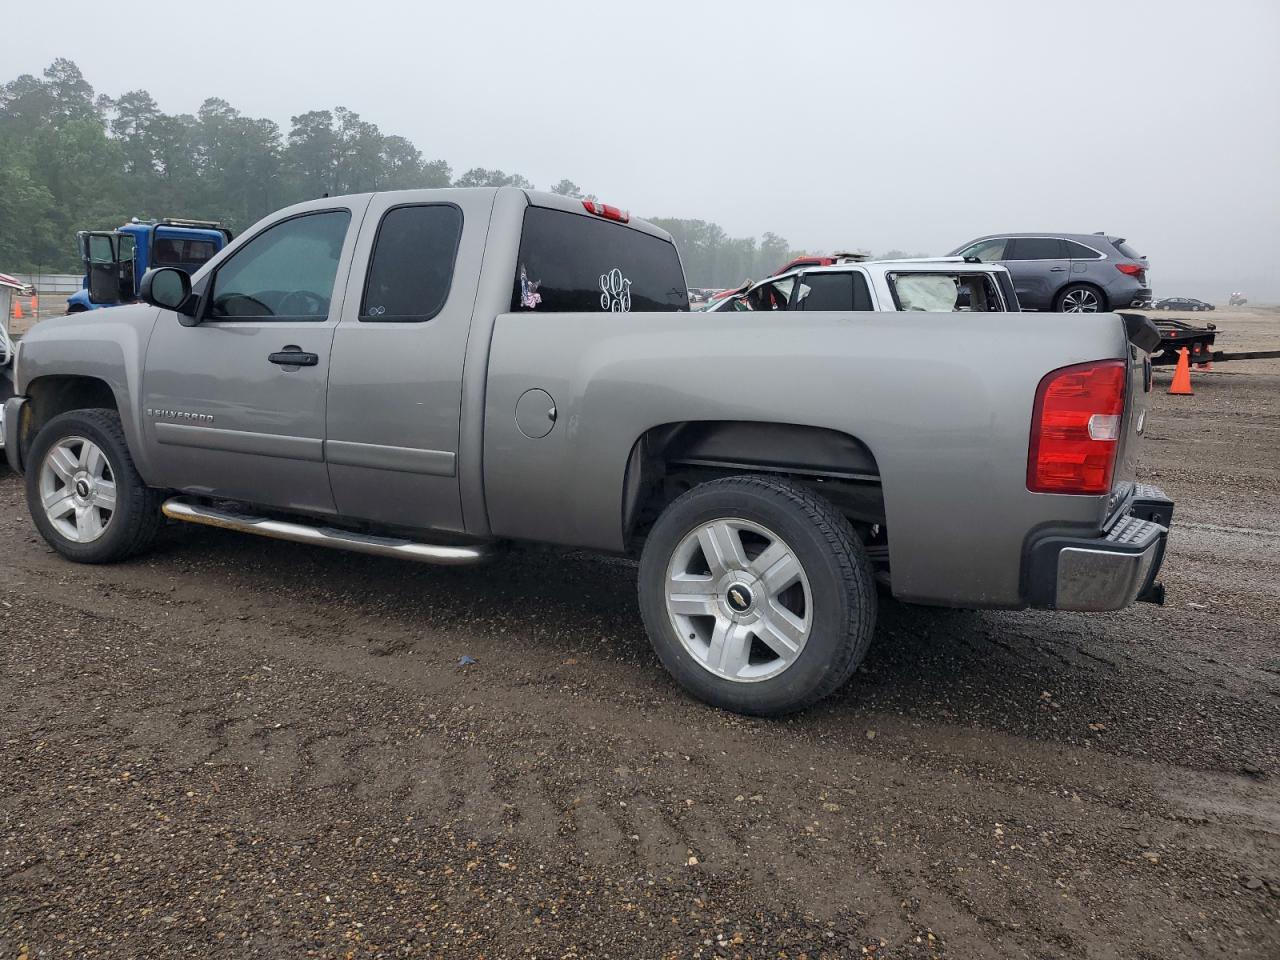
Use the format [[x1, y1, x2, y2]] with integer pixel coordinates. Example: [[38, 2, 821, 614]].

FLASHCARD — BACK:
[[1108, 314, 1160, 518]]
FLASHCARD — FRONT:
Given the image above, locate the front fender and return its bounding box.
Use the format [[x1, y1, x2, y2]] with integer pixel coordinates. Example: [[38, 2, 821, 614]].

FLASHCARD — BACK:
[[16, 305, 162, 481]]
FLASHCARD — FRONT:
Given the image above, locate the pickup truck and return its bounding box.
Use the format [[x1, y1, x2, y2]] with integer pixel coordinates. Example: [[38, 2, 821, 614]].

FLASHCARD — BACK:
[[1, 188, 1174, 716]]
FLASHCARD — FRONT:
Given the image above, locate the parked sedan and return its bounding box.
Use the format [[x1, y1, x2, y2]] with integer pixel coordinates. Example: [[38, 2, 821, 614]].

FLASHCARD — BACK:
[[950, 233, 1151, 313], [1154, 297, 1215, 312]]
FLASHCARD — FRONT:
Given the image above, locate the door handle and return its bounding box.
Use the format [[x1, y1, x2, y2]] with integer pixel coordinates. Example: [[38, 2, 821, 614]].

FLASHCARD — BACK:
[[268, 350, 319, 367], [1050, 266, 1067, 272]]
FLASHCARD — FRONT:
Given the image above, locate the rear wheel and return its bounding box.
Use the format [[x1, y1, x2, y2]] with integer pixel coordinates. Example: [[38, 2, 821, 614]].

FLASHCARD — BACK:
[[638, 476, 876, 716], [25, 409, 163, 563], [1055, 284, 1106, 313]]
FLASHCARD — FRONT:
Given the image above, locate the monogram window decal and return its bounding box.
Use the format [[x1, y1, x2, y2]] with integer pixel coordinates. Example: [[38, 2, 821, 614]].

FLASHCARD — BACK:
[[599, 267, 632, 313]]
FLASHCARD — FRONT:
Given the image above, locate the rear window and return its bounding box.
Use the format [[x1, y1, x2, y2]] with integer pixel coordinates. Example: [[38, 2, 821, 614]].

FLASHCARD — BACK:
[[154, 236, 217, 267], [1112, 239, 1143, 260], [1064, 240, 1104, 260], [511, 206, 688, 313]]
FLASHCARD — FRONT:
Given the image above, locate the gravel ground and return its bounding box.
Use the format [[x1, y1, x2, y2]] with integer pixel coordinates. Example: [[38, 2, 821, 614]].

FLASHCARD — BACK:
[[1, 311, 1278, 958]]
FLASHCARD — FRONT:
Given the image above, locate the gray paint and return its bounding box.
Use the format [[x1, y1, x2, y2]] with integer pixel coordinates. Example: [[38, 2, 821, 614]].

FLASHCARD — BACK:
[[140, 194, 371, 514], [324, 440, 455, 477], [12, 186, 1144, 609], [155, 422, 324, 462], [324, 189, 492, 532], [480, 308, 1129, 607]]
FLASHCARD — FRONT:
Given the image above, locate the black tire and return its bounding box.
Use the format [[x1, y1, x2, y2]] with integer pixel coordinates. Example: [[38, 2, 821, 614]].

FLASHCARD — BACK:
[[1054, 283, 1107, 313], [638, 475, 876, 716], [25, 408, 163, 563]]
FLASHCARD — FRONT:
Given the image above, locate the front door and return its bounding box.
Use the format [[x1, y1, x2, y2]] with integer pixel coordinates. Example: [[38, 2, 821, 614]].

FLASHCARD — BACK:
[[324, 190, 486, 533], [81, 232, 122, 305], [142, 202, 367, 514], [1001, 236, 1069, 310]]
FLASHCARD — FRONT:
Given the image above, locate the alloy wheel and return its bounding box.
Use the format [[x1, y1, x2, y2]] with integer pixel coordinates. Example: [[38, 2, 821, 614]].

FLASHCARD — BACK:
[[664, 518, 812, 682], [39, 436, 117, 543], [1061, 288, 1101, 312]]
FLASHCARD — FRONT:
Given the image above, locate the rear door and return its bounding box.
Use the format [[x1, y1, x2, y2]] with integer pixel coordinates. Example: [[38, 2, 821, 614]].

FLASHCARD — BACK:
[[1002, 237, 1069, 309], [323, 189, 486, 532], [142, 202, 364, 514]]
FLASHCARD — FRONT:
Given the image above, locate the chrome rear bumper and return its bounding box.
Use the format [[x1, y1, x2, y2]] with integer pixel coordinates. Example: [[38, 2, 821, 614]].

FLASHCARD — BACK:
[[1026, 485, 1173, 611]]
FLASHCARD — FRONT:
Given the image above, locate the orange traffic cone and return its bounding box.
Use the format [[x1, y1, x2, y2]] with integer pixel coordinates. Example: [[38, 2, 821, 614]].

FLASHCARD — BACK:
[[11, 298, 22, 320], [1169, 347, 1193, 395], [30, 294, 38, 314]]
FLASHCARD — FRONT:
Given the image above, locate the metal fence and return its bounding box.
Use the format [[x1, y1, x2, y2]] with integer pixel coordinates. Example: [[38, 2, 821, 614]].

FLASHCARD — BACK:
[[7, 273, 82, 294]]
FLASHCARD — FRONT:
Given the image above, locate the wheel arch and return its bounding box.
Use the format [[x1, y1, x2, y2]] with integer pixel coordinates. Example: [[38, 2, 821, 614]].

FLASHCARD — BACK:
[[622, 419, 885, 545], [15, 375, 120, 464]]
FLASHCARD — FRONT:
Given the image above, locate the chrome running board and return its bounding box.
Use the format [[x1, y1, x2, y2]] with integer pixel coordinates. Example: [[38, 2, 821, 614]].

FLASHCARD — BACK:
[[161, 497, 497, 566]]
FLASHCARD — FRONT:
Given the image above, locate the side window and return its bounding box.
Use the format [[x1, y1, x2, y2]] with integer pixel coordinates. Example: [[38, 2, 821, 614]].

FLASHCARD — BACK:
[[86, 234, 115, 263], [208, 210, 350, 320], [794, 272, 874, 311], [1064, 240, 1103, 260], [1005, 237, 1066, 261], [961, 238, 1007, 262], [360, 204, 463, 322], [891, 273, 1005, 312]]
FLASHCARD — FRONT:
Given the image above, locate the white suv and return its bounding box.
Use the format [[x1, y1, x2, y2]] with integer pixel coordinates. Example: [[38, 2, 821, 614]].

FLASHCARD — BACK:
[[702, 258, 1020, 314]]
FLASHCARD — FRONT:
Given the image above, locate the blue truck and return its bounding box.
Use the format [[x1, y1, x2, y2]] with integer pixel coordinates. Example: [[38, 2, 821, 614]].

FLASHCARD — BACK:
[[68, 218, 231, 312]]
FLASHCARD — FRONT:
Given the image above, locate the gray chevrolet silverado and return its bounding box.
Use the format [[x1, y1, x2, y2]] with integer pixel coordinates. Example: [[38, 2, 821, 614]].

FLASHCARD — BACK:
[[1, 188, 1173, 715]]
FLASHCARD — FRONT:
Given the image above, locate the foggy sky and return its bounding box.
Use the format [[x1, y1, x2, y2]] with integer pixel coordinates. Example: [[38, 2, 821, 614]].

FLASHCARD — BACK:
[[11, 0, 1280, 301]]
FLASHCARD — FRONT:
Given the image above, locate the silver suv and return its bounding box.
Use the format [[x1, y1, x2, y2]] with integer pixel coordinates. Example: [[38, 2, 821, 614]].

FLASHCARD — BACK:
[[950, 233, 1151, 313]]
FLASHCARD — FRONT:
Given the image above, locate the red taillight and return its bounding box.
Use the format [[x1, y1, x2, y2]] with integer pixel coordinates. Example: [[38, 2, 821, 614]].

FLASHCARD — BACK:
[[1115, 263, 1143, 276], [1028, 360, 1127, 495], [581, 199, 630, 223]]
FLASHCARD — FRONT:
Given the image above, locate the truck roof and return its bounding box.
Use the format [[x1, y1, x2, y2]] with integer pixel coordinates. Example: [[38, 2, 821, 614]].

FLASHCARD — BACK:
[[518, 189, 673, 244], [117, 221, 227, 243]]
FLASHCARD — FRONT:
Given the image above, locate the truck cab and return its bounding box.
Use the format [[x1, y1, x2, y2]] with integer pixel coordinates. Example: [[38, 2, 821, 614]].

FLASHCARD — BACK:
[[66, 219, 230, 313]]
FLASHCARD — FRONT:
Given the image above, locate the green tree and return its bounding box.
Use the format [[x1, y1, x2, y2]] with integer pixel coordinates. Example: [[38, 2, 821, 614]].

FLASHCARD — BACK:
[[453, 167, 533, 189], [0, 58, 820, 283], [550, 178, 584, 198]]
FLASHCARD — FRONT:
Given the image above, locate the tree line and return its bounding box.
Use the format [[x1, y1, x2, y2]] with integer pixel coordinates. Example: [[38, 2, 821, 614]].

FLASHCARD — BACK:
[[0, 59, 917, 287]]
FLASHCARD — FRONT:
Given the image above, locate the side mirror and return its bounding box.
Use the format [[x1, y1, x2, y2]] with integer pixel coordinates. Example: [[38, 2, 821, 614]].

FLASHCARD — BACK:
[[139, 267, 196, 321]]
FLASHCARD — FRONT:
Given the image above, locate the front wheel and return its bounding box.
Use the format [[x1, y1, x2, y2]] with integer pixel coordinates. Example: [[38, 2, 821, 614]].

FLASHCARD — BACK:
[[25, 408, 163, 563], [638, 476, 877, 716], [1055, 284, 1106, 313]]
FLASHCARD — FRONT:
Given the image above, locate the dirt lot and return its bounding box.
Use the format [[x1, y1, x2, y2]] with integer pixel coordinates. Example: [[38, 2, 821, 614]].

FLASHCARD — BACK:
[[2, 309, 1278, 959]]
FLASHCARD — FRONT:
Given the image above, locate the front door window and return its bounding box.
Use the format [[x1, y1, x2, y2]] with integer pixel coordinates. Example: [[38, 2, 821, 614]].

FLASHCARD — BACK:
[[208, 211, 350, 320]]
